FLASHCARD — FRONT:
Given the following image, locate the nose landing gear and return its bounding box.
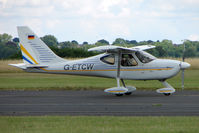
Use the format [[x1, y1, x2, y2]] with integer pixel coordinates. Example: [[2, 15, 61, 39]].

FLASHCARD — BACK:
[[156, 80, 175, 96]]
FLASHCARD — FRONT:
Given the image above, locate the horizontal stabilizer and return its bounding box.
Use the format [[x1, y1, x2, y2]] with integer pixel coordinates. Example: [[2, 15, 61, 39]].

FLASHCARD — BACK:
[[9, 63, 27, 69], [9, 63, 48, 69]]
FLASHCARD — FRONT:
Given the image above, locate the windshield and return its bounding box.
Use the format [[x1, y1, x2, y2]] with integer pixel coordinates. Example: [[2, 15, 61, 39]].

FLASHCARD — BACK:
[[135, 51, 156, 63]]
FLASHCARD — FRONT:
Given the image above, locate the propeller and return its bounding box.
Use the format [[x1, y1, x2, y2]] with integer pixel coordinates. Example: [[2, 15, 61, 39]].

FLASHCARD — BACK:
[[181, 42, 186, 90]]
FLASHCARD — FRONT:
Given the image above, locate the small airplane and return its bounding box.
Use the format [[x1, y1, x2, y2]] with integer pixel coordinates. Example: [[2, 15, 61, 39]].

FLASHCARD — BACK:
[[10, 26, 191, 96]]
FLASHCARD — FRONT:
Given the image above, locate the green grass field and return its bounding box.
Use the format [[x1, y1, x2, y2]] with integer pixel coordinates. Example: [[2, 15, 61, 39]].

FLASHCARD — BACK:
[[0, 116, 199, 133]]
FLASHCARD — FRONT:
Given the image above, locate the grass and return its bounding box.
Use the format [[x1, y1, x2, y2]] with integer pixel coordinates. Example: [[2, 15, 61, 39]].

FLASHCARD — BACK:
[[0, 116, 198, 133], [0, 59, 23, 73]]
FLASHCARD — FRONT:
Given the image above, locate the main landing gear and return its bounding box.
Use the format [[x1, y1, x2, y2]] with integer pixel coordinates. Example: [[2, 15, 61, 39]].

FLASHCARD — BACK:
[[115, 94, 124, 96], [104, 52, 136, 96], [104, 78, 136, 96]]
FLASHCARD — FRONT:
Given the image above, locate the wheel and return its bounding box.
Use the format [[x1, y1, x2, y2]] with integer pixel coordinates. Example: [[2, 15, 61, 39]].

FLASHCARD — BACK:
[[115, 94, 124, 96], [125, 92, 132, 95], [164, 93, 171, 96]]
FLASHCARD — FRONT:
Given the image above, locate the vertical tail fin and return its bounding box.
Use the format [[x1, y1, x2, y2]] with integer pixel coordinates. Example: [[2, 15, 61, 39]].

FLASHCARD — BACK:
[[17, 26, 65, 64]]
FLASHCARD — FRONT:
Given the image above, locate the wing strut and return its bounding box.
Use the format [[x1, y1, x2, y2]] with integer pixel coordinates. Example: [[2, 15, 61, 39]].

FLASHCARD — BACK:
[[116, 51, 121, 88]]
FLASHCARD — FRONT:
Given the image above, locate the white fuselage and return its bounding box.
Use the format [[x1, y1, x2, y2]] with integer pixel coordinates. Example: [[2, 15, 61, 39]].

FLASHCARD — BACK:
[[25, 53, 182, 80]]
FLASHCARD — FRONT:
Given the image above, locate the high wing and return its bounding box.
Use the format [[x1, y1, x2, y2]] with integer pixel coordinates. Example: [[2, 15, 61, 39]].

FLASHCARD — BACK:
[[88, 45, 155, 53], [130, 45, 156, 51]]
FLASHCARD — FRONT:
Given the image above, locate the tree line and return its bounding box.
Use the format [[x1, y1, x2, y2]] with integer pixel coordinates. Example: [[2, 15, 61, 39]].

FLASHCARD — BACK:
[[0, 33, 199, 59]]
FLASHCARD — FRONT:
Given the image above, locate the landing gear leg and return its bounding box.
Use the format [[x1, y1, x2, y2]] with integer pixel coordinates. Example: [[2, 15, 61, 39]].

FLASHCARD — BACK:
[[121, 79, 126, 88], [115, 77, 124, 96], [121, 79, 132, 95]]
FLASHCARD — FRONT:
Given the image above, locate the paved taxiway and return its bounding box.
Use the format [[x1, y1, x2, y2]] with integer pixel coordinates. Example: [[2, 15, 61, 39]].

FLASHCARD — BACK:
[[0, 90, 199, 116]]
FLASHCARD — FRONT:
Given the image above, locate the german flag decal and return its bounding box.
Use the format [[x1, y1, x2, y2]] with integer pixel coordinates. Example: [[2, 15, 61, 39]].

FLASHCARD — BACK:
[[28, 35, 35, 40]]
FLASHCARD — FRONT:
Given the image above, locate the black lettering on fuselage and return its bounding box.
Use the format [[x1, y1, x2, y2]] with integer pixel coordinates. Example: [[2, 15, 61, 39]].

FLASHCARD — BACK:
[[64, 64, 94, 71], [64, 65, 70, 70], [77, 64, 81, 70], [87, 64, 94, 70], [81, 64, 87, 70], [72, 64, 77, 70]]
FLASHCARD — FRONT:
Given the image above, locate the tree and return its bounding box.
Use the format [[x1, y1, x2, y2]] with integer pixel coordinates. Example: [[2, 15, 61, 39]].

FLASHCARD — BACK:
[[112, 38, 126, 45], [83, 41, 88, 45], [6, 41, 18, 47], [40, 35, 58, 47], [59, 41, 72, 48], [184, 47, 196, 57], [0, 33, 12, 44], [0, 43, 19, 59], [129, 40, 137, 44], [0, 33, 19, 59], [147, 40, 154, 44], [97, 39, 109, 45], [71, 40, 79, 45], [156, 46, 166, 57]]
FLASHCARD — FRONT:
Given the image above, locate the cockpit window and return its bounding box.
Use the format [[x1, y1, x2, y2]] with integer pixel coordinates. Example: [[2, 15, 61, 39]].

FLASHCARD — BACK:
[[121, 54, 138, 66], [100, 54, 115, 65], [135, 51, 156, 63]]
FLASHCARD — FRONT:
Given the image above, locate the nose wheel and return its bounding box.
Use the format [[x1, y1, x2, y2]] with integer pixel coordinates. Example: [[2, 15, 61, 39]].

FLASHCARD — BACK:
[[115, 94, 124, 96], [156, 80, 175, 96], [125, 92, 132, 95]]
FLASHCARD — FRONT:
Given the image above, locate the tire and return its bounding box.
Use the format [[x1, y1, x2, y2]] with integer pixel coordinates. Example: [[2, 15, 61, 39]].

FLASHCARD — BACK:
[[125, 92, 132, 95], [115, 94, 124, 96], [164, 93, 171, 96]]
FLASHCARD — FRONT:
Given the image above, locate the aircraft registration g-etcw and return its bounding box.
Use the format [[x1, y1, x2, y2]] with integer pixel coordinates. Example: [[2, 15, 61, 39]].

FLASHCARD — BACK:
[[10, 26, 191, 96]]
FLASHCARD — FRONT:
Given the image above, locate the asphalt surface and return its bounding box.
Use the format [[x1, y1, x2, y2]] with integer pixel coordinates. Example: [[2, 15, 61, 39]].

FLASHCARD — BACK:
[[0, 90, 199, 116]]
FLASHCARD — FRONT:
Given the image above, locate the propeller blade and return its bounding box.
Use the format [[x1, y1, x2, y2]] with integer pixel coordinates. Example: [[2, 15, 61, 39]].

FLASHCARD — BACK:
[[182, 42, 185, 62]]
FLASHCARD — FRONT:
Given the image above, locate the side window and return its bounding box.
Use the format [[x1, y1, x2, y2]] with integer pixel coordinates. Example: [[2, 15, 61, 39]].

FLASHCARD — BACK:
[[121, 54, 137, 66], [100, 54, 115, 65]]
